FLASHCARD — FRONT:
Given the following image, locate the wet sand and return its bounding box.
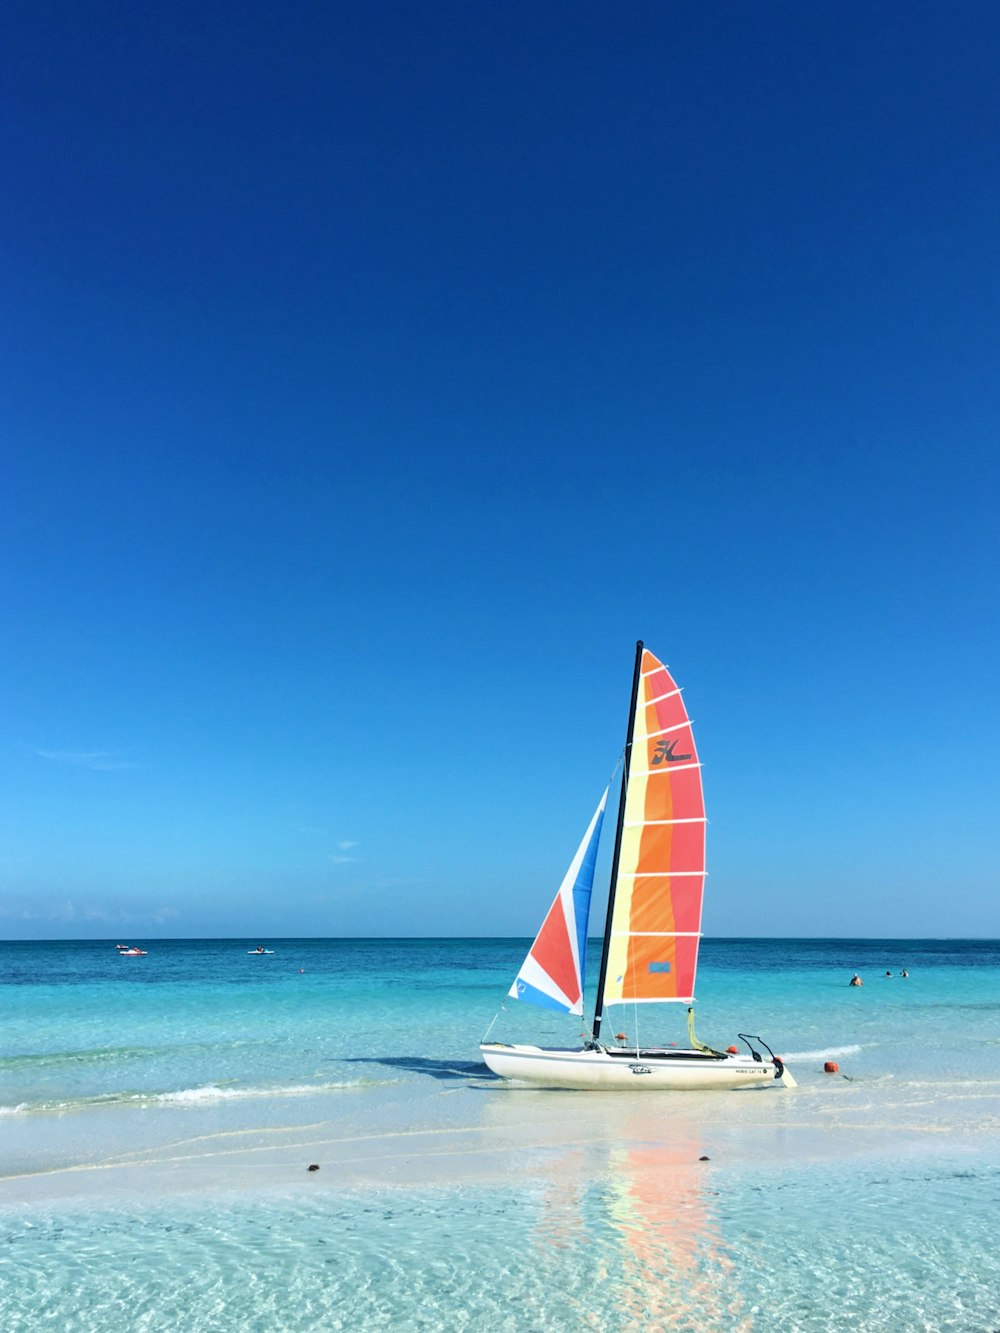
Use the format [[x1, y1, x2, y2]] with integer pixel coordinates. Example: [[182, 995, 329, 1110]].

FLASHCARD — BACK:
[[3, 1062, 993, 1209]]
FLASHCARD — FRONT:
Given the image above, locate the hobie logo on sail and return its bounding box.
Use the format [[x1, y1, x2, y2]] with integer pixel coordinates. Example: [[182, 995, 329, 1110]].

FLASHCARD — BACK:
[[651, 738, 692, 765]]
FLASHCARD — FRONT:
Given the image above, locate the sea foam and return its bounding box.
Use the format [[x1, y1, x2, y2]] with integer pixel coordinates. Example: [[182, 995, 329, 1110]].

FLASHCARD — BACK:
[[152, 1081, 362, 1105], [779, 1043, 864, 1060]]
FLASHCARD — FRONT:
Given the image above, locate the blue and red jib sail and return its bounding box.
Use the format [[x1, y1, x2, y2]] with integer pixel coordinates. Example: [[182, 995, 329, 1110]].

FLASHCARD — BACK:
[[508, 790, 608, 1015]]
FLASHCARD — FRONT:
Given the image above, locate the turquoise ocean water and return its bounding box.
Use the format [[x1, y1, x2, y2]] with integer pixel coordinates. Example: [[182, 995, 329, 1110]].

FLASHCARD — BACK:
[[2, 938, 998, 1330]]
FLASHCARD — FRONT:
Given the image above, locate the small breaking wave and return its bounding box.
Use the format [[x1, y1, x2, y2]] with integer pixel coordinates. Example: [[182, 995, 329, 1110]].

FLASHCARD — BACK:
[[0, 1079, 391, 1118], [153, 1082, 359, 1105]]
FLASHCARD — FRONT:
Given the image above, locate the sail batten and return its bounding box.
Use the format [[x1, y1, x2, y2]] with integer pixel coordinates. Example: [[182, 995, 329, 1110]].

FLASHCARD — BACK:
[[624, 818, 706, 827], [601, 649, 706, 1009], [628, 763, 702, 777], [646, 721, 697, 739], [616, 871, 704, 879], [611, 930, 702, 937]]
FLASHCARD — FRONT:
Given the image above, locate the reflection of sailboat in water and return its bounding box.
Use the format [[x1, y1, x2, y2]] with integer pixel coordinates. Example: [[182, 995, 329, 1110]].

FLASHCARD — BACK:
[[517, 1108, 751, 1330], [482, 642, 793, 1090], [602, 1142, 751, 1330]]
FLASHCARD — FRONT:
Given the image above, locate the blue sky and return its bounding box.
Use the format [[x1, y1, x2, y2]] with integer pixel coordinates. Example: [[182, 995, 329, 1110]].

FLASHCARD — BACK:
[[3, 1, 998, 939]]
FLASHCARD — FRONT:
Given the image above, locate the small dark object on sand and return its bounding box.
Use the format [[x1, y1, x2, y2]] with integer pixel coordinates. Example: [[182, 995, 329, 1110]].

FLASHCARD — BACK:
[[307, 1164, 320, 1172], [699, 1155, 710, 1162]]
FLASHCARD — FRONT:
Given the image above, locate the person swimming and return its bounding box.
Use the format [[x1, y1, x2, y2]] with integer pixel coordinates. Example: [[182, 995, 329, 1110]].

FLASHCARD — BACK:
[[849, 974, 863, 986]]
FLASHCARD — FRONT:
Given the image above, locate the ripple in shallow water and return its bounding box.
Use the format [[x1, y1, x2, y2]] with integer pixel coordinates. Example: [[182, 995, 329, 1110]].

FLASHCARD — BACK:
[[1, 1157, 997, 1332]]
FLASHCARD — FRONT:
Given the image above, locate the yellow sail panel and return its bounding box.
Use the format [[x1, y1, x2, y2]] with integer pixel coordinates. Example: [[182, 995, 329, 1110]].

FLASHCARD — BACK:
[[603, 650, 705, 1005]]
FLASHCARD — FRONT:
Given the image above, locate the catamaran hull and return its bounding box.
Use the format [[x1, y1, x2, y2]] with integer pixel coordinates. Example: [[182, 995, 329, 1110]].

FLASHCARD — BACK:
[[480, 1043, 786, 1090]]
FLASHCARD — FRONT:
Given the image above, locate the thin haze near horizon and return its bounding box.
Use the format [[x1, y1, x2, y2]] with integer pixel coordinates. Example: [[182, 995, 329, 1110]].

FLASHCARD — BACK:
[[3, 2, 998, 941]]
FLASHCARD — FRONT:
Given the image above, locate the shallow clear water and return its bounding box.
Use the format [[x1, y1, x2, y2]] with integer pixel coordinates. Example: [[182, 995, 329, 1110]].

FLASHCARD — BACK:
[[2, 1161, 998, 1331], [4, 937, 998, 1112], [2, 938, 998, 1330]]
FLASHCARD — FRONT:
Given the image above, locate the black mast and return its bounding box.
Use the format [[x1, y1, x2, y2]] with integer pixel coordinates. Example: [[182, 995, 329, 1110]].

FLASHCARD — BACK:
[[592, 639, 644, 1042]]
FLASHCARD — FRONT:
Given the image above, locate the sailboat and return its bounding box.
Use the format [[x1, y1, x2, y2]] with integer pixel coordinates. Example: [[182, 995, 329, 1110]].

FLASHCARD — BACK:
[[480, 643, 794, 1091]]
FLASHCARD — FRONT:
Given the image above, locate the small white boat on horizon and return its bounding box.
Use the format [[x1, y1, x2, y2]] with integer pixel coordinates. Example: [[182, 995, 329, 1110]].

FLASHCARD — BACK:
[[480, 642, 794, 1092]]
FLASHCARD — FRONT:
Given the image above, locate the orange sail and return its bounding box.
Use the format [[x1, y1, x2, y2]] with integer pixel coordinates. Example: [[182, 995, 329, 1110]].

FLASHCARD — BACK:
[[602, 649, 705, 1006]]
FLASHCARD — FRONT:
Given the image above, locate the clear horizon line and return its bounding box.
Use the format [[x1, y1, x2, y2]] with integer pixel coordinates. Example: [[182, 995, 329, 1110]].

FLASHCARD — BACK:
[[2, 934, 998, 945]]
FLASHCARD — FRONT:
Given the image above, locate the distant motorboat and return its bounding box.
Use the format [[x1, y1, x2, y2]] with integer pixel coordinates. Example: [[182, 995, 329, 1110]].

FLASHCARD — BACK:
[[247, 948, 274, 955], [118, 948, 147, 956]]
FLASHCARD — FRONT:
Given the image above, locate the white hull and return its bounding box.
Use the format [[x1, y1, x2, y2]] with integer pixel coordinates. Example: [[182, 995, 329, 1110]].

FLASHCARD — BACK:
[[480, 1042, 787, 1090]]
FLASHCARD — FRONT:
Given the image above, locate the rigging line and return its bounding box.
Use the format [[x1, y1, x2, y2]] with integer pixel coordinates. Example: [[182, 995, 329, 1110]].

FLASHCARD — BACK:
[[481, 1005, 506, 1044]]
